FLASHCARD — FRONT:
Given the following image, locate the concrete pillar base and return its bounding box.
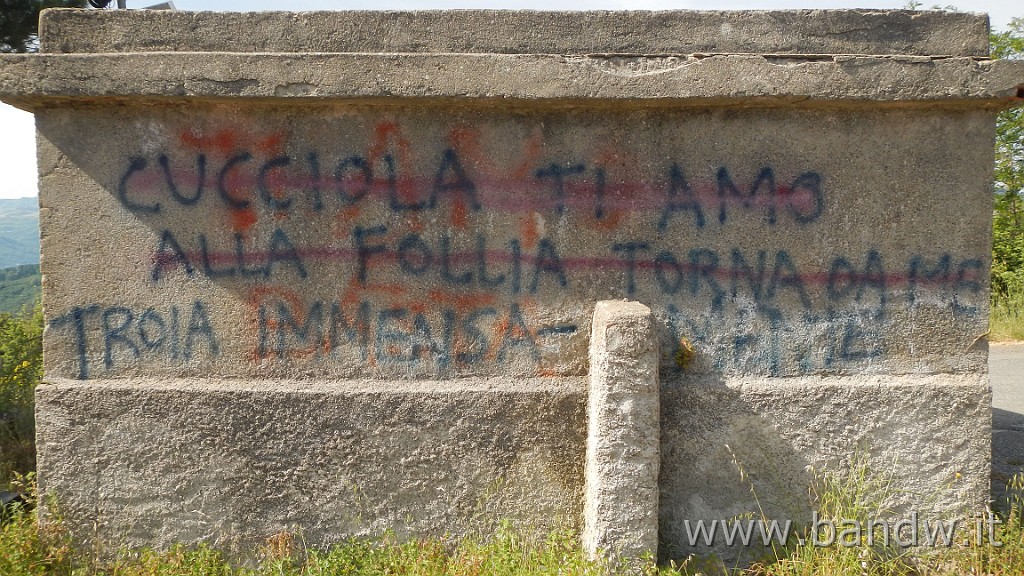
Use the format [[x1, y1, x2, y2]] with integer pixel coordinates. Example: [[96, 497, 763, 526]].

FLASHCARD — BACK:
[[584, 301, 660, 561]]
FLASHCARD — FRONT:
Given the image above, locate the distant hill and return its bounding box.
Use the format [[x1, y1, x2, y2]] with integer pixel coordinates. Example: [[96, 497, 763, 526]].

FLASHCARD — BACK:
[[0, 263, 40, 315], [0, 197, 39, 269]]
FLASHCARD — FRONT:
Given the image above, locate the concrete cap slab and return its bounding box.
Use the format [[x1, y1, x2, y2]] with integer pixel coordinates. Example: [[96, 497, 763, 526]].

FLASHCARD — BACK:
[[38, 9, 990, 57], [1, 9, 1020, 110], [1, 52, 1023, 109]]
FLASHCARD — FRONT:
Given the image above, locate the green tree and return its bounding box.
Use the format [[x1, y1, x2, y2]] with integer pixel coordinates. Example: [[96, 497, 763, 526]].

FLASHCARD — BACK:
[[992, 18, 1024, 307], [0, 0, 85, 53], [0, 301, 42, 485]]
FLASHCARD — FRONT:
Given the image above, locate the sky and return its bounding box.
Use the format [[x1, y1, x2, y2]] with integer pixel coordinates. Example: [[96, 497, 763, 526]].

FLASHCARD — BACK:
[[0, 0, 1020, 199]]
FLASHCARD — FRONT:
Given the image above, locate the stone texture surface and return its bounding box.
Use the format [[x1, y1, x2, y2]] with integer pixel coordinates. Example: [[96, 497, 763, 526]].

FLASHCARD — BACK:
[[0, 7, 1017, 562], [2, 53, 1023, 107], [38, 9, 991, 57], [35, 373, 988, 562], [36, 378, 587, 551], [30, 104, 996, 381], [659, 373, 990, 564], [584, 301, 659, 561]]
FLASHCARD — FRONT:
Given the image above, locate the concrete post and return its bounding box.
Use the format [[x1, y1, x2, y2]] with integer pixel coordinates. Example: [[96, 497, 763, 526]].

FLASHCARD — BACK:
[[584, 300, 660, 562]]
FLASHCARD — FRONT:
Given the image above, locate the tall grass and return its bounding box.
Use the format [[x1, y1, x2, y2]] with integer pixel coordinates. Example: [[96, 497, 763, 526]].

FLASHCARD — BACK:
[[0, 506, 641, 576], [991, 298, 1024, 341], [747, 455, 917, 576], [746, 455, 1024, 576], [990, 261, 1024, 341], [1, 466, 1023, 574]]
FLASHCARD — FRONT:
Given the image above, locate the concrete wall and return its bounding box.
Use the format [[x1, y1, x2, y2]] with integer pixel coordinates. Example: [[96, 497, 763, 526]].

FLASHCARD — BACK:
[[28, 105, 998, 380], [2, 8, 1023, 563]]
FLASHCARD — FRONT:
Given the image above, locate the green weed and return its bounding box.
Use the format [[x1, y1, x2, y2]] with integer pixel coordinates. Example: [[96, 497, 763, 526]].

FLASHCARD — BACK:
[[0, 301, 41, 489], [991, 297, 1024, 342], [0, 469, 1022, 575]]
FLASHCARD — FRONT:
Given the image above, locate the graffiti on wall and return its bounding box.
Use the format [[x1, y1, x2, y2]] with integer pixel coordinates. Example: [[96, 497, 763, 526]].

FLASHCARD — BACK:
[[48, 119, 985, 379]]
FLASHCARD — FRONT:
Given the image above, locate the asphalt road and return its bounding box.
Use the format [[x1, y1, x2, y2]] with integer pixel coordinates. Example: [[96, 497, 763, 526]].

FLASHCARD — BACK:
[[990, 343, 1024, 506]]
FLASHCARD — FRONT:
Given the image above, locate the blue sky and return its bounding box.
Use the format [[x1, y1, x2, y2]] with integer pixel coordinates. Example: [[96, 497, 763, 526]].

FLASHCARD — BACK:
[[0, 0, 1020, 199]]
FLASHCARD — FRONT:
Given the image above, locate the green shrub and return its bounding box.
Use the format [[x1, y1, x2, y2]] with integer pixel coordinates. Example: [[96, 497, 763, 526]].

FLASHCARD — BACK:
[[0, 300, 42, 488]]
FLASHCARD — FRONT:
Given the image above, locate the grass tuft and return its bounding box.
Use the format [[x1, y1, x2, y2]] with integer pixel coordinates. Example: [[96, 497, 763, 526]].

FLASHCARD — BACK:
[[991, 301, 1024, 342], [0, 469, 1023, 574], [990, 284, 1024, 342]]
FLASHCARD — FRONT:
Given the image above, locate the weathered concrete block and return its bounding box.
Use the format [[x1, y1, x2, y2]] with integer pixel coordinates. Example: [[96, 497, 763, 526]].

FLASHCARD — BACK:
[[35, 9, 993, 57], [22, 104, 1004, 382], [35, 378, 586, 550], [584, 301, 659, 561], [0, 7, 1019, 562], [659, 374, 990, 564]]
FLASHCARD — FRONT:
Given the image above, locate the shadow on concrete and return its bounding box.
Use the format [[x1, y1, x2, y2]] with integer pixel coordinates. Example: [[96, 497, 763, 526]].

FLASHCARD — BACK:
[[992, 407, 1024, 511], [659, 375, 814, 566]]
